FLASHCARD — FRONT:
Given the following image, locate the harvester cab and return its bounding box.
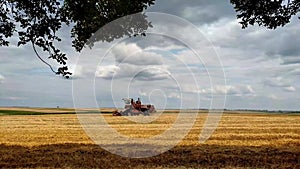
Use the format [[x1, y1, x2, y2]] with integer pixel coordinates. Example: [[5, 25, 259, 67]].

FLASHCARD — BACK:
[[113, 98, 156, 116]]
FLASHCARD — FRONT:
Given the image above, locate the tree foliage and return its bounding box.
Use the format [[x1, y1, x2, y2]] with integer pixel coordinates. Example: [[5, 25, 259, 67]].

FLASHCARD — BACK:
[[0, 0, 155, 78], [231, 0, 300, 29]]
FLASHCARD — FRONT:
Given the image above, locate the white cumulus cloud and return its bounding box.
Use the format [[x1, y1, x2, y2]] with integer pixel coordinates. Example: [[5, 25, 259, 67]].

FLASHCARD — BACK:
[[95, 42, 170, 81], [95, 64, 170, 81], [95, 65, 120, 79], [195, 85, 255, 96], [0, 74, 5, 84], [214, 85, 254, 96], [284, 86, 296, 92], [112, 43, 163, 65]]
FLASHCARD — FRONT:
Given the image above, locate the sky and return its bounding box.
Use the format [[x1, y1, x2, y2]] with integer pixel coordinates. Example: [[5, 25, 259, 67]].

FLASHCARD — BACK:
[[0, 0, 299, 111]]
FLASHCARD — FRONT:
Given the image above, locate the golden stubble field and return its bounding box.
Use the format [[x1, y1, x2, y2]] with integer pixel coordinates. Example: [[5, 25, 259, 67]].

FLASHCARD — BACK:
[[0, 108, 299, 168]]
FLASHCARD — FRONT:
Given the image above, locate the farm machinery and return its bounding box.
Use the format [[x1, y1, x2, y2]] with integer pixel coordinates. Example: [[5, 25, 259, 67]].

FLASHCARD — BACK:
[[113, 98, 156, 116]]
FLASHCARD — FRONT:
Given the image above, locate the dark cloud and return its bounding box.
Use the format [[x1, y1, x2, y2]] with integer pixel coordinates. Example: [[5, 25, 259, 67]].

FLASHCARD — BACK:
[[290, 68, 300, 75], [126, 34, 185, 50], [147, 0, 236, 25], [262, 20, 300, 64], [263, 77, 296, 92], [281, 57, 300, 65]]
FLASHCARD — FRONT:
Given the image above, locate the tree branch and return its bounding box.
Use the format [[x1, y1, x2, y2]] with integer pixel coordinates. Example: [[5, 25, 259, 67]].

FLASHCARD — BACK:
[[31, 41, 57, 74]]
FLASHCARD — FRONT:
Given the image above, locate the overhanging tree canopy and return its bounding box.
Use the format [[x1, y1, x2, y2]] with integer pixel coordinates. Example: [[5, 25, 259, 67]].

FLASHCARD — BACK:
[[0, 0, 155, 78], [230, 0, 300, 29]]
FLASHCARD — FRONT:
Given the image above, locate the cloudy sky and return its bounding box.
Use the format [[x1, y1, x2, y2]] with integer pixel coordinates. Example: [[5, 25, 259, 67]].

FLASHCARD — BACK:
[[0, 0, 299, 110]]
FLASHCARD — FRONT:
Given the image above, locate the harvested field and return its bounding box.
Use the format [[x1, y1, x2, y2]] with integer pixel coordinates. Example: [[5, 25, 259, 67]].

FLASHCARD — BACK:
[[0, 108, 299, 168]]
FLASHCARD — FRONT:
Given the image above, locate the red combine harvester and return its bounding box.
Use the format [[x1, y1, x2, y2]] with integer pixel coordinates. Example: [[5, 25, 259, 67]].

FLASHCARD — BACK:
[[113, 98, 156, 116]]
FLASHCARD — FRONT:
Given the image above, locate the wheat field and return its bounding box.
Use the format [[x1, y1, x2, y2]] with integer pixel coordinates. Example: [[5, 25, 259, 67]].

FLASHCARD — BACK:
[[0, 108, 299, 168]]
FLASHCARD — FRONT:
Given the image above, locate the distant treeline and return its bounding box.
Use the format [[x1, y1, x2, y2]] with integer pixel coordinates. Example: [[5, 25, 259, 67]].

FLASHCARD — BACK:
[[223, 109, 300, 114]]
